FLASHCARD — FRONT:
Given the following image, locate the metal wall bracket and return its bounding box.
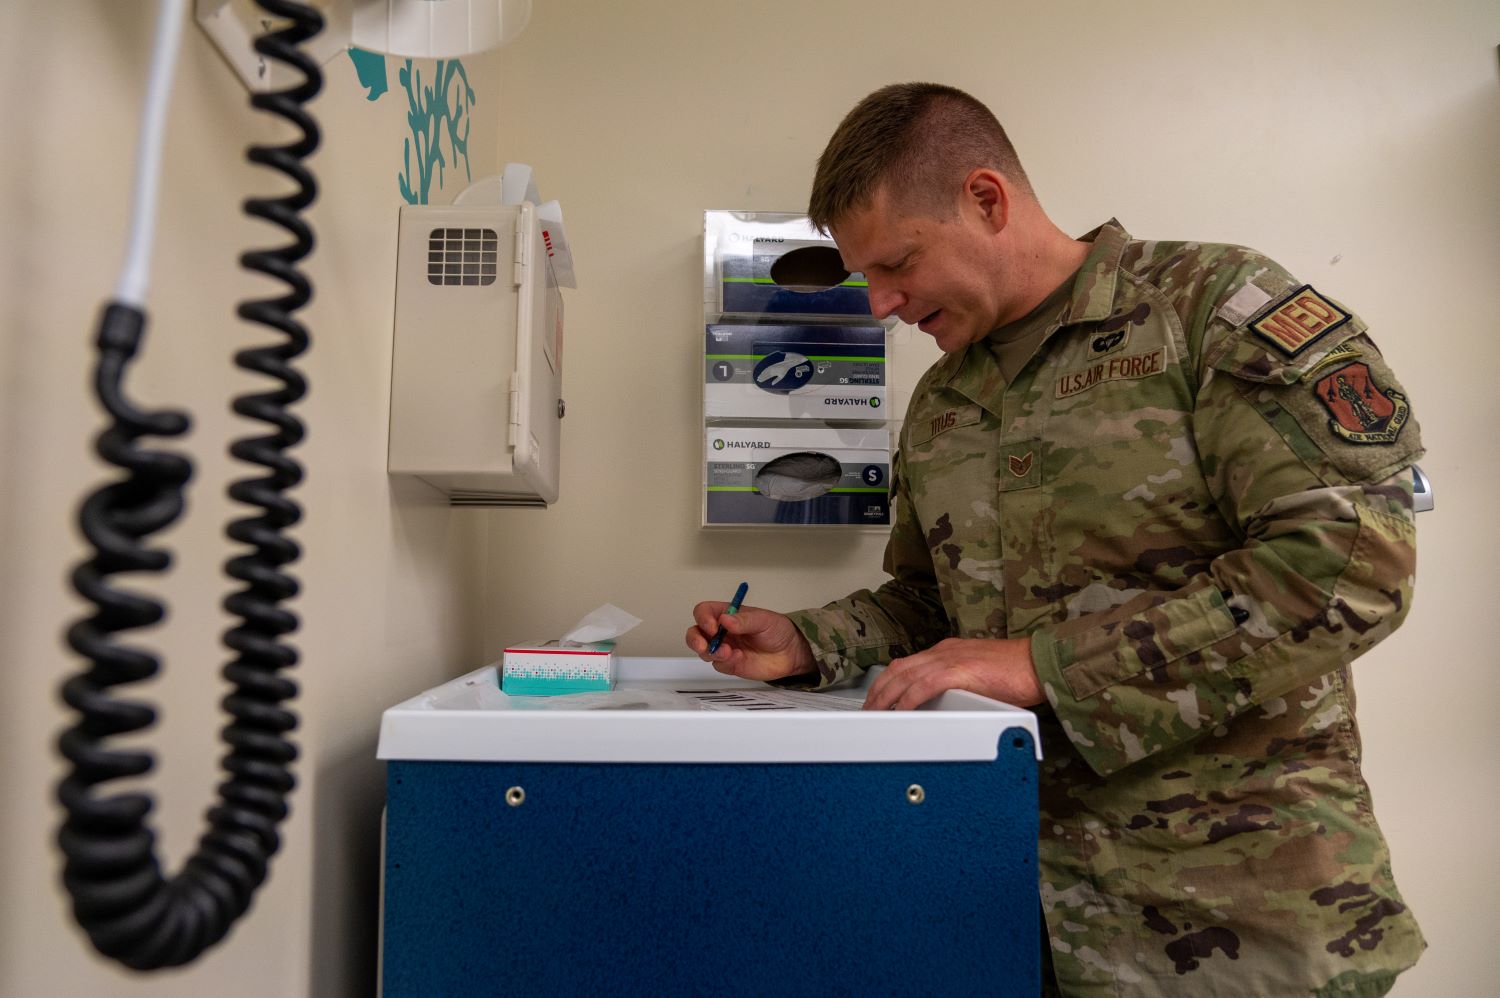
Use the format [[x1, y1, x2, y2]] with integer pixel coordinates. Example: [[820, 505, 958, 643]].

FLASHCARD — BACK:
[[195, 0, 350, 93]]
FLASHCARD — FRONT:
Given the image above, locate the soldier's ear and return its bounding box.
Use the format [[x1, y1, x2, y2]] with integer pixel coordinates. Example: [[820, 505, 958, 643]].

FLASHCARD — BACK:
[[963, 168, 1008, 234]]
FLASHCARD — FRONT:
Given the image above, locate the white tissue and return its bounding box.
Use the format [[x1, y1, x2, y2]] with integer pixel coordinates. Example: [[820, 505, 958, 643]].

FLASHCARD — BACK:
[[500, 162, 540, 207], [490, 164, 576, 288], [562, 604, 642, 644]]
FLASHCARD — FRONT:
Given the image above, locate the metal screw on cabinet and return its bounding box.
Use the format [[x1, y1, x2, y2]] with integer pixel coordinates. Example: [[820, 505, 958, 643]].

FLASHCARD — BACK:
[[557, 399, 566, 419], [906, 784, 925, 804], [506, 786, 526, 807]]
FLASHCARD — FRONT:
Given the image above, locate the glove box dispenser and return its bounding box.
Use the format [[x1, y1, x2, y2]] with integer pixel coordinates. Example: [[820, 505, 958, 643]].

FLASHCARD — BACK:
[[388, 200, 563, 506], [701, 210, 891, 528]]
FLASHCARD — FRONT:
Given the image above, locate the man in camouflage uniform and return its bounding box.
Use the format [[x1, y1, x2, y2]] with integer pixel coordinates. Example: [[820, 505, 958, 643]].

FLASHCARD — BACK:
[[687, 83, 1424, 996]]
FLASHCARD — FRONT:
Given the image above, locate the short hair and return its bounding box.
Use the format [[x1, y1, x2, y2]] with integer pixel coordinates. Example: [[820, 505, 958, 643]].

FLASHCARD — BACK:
[[808, 82, 1032, 234]]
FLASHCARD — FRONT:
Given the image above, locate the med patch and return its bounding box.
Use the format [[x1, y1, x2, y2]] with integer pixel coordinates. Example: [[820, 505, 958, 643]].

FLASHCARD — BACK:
[[1249, 285, 1351, 357]]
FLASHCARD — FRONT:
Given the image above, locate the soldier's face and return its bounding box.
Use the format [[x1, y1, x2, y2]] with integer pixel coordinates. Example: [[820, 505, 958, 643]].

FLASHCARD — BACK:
[[832, 186, 1007, 354]]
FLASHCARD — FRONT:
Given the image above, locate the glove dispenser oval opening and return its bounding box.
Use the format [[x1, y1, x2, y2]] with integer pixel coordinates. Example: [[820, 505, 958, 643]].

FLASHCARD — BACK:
[[768, 245, 850, 294], [753, 451, 842, 501]]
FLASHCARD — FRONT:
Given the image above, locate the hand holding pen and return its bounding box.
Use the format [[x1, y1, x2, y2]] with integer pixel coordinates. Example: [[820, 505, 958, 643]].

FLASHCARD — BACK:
[[686, 584, 818, 682]]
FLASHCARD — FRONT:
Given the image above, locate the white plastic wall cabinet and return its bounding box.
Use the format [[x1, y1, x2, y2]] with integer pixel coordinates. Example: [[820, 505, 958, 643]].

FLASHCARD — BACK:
[[388, 201, 564, 506]]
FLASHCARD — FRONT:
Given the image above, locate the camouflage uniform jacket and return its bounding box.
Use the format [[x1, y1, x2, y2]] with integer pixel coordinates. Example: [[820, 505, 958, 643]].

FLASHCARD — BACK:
[[785, 221, 1426, 997]]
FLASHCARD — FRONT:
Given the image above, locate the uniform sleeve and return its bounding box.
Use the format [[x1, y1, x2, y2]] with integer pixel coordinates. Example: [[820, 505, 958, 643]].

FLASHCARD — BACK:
[[779, 445, 954, 690], [1029, 303, 1424, 777]]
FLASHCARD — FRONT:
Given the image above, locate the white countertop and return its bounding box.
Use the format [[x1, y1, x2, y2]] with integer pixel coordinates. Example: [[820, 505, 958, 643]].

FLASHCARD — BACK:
[[378, 657, 1041, 764]]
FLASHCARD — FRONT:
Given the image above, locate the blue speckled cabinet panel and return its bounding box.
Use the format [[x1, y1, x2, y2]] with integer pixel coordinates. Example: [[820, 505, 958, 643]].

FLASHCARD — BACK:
[[383, 728, 1038, 997]]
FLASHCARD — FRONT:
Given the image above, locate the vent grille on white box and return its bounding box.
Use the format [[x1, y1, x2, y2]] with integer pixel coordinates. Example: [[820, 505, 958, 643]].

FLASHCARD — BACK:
[[428, 227, 499, 286]]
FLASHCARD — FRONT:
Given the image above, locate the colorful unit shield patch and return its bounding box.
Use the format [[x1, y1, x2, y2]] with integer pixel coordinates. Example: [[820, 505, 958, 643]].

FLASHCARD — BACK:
[[1315, 362, 1410, 444]]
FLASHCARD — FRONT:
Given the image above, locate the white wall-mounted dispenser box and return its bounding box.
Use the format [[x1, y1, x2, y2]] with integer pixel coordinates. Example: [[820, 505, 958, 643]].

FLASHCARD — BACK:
[[387, 198, 563, 506], [703, 321, 888, 420], [704, 210, 873, 318], [704, 425, 891, 527]]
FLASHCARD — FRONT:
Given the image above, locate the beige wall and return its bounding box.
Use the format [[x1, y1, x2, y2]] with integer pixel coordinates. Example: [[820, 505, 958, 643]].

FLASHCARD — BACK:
[[2, 1, 1497, 997], [0, 4, 499, 995], [485, 2, 1500, 997]]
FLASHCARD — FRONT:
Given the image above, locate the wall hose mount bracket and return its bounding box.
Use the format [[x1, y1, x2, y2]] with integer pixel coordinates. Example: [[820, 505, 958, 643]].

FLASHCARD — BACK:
[[196, 0, 534, 92]]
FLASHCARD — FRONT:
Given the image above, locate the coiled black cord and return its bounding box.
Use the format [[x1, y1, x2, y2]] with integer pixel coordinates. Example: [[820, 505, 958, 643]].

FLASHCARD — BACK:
[[58, 1, 322, 970]]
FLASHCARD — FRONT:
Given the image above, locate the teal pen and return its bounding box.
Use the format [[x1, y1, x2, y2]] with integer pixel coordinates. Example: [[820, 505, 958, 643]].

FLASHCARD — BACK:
[[707, 582, 749, 654]]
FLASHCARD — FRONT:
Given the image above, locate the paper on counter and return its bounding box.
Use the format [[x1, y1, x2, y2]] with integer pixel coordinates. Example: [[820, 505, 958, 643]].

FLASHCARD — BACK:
[[505, 686, 863, 712], [675, 688, 862, 711]]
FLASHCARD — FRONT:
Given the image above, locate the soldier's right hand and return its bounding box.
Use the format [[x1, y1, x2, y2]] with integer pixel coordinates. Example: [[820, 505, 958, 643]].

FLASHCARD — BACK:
[[685, 601, 818, 682]]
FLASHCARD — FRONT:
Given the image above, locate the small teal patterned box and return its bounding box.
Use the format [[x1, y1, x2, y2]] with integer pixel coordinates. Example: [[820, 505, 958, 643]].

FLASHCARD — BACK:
[[501, 640, 615, 696]]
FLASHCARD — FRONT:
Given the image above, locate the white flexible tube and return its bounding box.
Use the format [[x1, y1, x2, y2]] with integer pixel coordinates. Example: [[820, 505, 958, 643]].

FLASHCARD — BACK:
[[114, 0, 190, 306]]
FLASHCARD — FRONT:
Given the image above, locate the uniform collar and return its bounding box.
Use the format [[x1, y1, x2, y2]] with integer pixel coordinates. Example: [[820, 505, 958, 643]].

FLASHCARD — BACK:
[[1064, 218, 1131, 324], [931, 219, 1132, 402]]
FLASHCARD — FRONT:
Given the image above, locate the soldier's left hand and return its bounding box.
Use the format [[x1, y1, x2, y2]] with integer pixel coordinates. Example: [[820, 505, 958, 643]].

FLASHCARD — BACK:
[[862, 637, 1044, 711]]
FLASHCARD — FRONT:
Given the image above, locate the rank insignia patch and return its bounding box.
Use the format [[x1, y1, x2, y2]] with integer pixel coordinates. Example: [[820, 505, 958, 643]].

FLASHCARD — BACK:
[[1249, 285, 1351, 356], [1000, 439, 1042, 492], [1315, 362, 1410, 444]]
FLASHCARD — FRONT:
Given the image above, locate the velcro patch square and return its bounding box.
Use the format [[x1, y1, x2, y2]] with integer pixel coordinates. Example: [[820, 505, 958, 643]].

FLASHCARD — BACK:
[[1249, 285, 1351, 356]]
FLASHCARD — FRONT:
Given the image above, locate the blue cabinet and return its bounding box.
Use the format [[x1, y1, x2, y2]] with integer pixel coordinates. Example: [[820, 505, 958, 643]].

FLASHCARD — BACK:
[[379, 660, 1040, 997]]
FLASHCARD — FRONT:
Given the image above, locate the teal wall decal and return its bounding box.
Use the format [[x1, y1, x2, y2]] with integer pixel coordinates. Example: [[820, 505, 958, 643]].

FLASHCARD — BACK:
[[346, 48, 477, 205], [347, 46, 389, 101], [397, 60, 477, 206]]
